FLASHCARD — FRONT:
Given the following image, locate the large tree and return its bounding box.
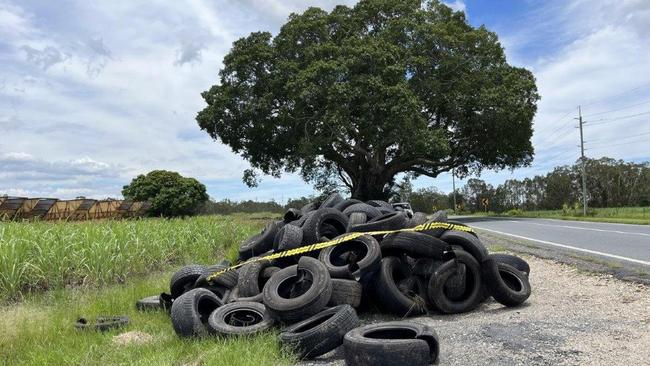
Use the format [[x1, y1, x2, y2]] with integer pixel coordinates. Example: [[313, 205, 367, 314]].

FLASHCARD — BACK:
[[197, 0, 539, 200], [122, 170, 208, 217]]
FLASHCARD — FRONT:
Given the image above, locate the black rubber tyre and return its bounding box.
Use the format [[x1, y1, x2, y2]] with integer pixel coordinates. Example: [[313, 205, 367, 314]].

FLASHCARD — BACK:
[[288, 210, 315, 227], [347, 212, 368, 227], [328, 279, 362, 307], [366, 200, 394, 211], [273, 224, 304, 251], [427, 250, 483, 314], [349, 211, 409, 233], [280, 305, 359, 360], [171, 288, 223, 338], [343, 203, 382, 220], [301, 202, 319, 214], [170, 264, 205, 299], [262, 257, 332, 323], [195, 264, 238, 289], [343, 321, 440, 366], [301, 208, 348, 245], [444, 263, 467, 301], [136, 295, 163, 311], [491, 253, 530, 275], [333, 198, 362, 212], [410, 212, 428, 226], [207, 301, 274, 336], [375, 256, 426, 317], [481, 258, 531, 307], [318, 234, 381, 282], [283, 208, 302, 223], [319, 192, 344, 209], [380, 232, 449, 259], [239, 221, 286, 261], [440, 230, 488, 262], [412, 258, 444, 277], [430, 210, 448, 222], [237, 259, 274, 298]]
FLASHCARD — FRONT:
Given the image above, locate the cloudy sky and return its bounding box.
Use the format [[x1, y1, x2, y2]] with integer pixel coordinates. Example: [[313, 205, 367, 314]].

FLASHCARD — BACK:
[[1, 0, 649, 202]]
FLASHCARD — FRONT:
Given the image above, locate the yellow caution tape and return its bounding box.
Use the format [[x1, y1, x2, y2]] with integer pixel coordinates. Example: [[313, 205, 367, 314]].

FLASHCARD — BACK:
[[206, 221, 473, 283]]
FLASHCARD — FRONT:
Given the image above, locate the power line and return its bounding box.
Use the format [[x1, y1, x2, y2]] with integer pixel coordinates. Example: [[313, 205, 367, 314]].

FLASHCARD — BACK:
[[587, 110, 650, 126], [588, 138, 650, 150], [581, 81, 650, 107], [583, 98, 650, 118], [538, 110, 575, 141], [588, 130, 650, 144]]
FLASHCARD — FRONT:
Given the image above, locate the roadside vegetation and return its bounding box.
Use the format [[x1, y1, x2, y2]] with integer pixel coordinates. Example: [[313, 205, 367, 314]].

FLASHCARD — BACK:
[[0, 215, 295, 365], [493, 206, 650, 225], [0, 215, 265, 302]]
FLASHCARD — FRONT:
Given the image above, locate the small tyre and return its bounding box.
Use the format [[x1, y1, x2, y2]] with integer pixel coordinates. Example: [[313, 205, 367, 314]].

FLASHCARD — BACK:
[[343, 321, 440, 366], [239, 221, 285, 260], [427, 250, 483, 314], [440, 230, 488, 262], [273, 224, 304, 251], [347, 212, 368, 227], [262, 257, 332, 323], [237, 259, 274, 298], [491, 253, 530, 275], [171, 288, 223, 338], [349, 212, 409, 233], [207, 301, 273, 336], [328, 279, 362, 307], [410, 212, 428, 226], [280, 305, 359, 360], [301, 208, 349, 245], [170, 264, 205, 299], [481, 258, 531, 307], [136, 295, 163, 311], [333, 198, 362, 212], [319, 192, 344, 209], [283, 208, 302, 223], [343, 203, 382, 220], [195, 264, 238, 289], [375, 256, 426, 317], [380, 232, 449, 259], [318, 234, 381, 282]]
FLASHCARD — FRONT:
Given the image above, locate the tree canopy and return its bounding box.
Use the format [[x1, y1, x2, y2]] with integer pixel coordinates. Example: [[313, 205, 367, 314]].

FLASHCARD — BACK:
[[197, 0, 539, 200], [122, 170, 208, 217]]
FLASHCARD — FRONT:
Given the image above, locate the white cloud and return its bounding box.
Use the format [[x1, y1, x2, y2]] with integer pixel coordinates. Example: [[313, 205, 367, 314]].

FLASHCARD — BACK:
[[444, 0, 466, 14]]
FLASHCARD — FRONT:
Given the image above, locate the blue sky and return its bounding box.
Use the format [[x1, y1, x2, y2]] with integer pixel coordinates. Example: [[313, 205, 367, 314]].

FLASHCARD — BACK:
[[1, 0, 649, 202]]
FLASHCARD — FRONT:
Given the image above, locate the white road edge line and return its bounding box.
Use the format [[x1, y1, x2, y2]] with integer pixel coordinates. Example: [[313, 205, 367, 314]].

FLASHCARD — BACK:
[[475, 227, 650, 267]]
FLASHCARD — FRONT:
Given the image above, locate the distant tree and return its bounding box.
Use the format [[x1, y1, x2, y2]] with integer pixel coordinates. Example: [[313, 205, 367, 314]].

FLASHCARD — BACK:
[[122, 170, 208, 217], [409, 187, 449, 213], [197, 0, 539, 200]]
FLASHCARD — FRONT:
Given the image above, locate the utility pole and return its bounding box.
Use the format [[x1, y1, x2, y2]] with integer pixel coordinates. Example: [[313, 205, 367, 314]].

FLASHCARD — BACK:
[[576, 105, 588, 216], [452, 168, 457, 214]]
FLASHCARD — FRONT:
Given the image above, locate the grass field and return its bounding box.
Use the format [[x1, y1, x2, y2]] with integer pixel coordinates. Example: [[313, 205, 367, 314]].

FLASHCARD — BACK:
[[472, 206, 650, 225], [0, 214, 294, 365]]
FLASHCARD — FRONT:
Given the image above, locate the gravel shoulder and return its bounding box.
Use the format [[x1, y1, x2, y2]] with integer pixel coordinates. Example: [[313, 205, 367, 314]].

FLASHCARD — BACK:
[[299, 235, 650, 366]]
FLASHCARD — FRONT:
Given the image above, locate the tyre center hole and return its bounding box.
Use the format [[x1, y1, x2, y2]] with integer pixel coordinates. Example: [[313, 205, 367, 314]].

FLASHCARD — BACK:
[[365, 328, 418, 340], [225, 309, 264, 327], [330, 241, 367, 267], [500, 270, 522, 292], [293, 313, 335, 333], [277, 269, 314, 299], [321, 219, 347, 238], [198, 298, 220, 323]]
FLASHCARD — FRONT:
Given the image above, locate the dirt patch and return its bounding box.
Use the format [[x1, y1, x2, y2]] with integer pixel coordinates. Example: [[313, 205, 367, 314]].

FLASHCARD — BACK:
[[112, 331, 154, 346], [299, 255, 650, 366]]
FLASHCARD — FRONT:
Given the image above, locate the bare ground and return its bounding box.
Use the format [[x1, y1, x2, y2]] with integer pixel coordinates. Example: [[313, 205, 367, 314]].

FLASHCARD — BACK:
[[299, 237, 650, 366]]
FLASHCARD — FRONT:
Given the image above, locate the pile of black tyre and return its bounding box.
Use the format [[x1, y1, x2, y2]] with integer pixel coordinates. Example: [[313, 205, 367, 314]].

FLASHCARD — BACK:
[[154, 193, 531, 365]]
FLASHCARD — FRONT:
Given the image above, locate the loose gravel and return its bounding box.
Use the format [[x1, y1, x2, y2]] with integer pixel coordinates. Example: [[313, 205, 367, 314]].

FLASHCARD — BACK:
[[300, 254, 650, 366]]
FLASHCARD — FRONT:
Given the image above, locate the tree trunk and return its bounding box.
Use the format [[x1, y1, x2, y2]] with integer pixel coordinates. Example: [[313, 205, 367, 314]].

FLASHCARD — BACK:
[[350, 173, 390, 201]]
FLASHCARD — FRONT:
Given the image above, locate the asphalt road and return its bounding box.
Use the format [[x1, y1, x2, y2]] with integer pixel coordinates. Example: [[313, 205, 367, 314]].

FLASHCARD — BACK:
[[453, 216, 650, 267]]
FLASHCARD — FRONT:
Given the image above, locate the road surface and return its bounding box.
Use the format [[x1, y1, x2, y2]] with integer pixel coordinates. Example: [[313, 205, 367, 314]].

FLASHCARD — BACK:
[[453, 217, 650, 267]]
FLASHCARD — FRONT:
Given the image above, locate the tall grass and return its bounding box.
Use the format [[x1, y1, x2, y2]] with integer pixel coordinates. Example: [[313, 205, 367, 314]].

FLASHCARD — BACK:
[[499, 206, 650, 224], [0, 216, 265, 301]]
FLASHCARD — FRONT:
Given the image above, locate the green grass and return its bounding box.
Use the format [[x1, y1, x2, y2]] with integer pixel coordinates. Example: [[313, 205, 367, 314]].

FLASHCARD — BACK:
[[0, 215, 295, 365], [470, 206, 650, 225], [0, 215, 265, 302], [0, 270, 293, 365]]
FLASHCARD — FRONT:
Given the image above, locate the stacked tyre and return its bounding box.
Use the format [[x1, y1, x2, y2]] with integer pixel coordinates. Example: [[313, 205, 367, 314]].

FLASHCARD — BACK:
[[155, 193, 531, 365]]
